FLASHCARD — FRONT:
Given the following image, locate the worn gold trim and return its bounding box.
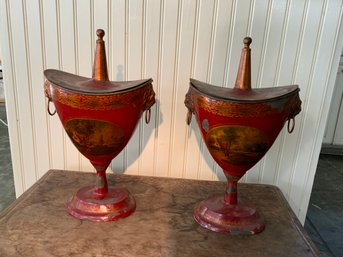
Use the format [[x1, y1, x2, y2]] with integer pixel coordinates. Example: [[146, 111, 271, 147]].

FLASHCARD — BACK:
[[188, 89, 300, 118], [45, 81, 155, 111]]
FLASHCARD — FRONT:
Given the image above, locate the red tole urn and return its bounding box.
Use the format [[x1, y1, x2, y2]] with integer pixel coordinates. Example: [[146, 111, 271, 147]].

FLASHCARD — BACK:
[[185, 37, 301, 234], [44, 29, 155, 221]]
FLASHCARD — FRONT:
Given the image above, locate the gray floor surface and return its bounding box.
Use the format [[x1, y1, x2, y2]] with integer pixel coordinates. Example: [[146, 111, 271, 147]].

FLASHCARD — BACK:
[[304, 154, 343, 257], [0, 103, 342, 256], [0, 103, 15, 212]]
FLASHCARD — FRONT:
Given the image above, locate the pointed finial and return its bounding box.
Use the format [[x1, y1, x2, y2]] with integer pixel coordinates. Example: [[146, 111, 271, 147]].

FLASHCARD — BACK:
[[92, 29, 109, 81], [243, 37, 252, 48], [234, 37, 252, 90], [97, 29, 105, 40]]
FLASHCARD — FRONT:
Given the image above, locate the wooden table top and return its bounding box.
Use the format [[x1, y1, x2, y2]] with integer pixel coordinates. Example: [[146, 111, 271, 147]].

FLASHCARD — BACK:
[[0, 170, 320, 257]]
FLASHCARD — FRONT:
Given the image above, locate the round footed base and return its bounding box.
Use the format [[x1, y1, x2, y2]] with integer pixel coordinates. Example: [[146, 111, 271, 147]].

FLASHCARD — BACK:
[[194, 195, 265, 235], [66, 186, 136, 222]]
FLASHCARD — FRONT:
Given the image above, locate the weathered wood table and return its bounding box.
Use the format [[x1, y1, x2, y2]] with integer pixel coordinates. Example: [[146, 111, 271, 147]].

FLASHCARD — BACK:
[[0, 170, 320, 257]]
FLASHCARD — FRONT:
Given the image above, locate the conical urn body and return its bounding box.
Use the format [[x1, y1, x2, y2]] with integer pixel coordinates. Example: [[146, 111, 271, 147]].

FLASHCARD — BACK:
[[44, 29, 155, 221], [185, 37, 301, 234]]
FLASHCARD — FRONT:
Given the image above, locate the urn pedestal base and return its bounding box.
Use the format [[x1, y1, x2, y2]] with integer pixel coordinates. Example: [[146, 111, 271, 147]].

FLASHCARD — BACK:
[[66, 186, 136, 222], [193, 195, 265, 235]]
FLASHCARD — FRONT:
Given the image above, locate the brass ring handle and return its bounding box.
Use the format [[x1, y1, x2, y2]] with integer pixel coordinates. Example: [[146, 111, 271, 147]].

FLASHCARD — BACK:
[[186, 110, 192, 125], [287, 117, 295, 133], [47, 98, 56, 116], [145, 108, 151, 124]]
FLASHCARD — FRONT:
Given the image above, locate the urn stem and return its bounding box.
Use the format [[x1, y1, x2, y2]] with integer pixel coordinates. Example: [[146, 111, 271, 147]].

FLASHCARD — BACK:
[[95, 169, 108, 195], [224, 180, 238, 205]]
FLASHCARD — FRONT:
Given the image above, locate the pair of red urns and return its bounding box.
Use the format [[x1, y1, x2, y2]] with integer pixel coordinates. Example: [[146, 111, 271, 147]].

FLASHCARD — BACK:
[[44, 29, 301, 235]]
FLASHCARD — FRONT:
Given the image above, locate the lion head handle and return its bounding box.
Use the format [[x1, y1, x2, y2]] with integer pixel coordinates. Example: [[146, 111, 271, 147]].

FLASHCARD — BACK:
[[184, 88, 195, 125], [44, 80, 57, 116], [143, 84, 156, 124], [286, 93, 302, 133]]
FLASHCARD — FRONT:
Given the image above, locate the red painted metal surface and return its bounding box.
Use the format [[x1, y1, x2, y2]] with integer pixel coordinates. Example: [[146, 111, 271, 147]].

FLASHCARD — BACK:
[[44, 29, 155, 222], [185, 37, 301, 234]]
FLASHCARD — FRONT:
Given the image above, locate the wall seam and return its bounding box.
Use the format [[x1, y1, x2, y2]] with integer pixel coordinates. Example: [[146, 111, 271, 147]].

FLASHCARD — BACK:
[[272, 0, 292, 185], [22, 0, 39, 181], [4, 0, 26, 194], [289, 0, 327, 213], [298, 0, 342, 219]]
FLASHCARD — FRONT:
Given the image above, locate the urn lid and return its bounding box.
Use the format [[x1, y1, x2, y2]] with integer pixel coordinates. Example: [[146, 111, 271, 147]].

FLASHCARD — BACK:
[[44, 29, 152, 95], [190, 79, 299, 103], [190, 37, 299, 102]]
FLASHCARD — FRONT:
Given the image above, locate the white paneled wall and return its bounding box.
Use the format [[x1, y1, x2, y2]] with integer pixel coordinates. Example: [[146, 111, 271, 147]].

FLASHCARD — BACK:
[[1, 0, 342, 224]]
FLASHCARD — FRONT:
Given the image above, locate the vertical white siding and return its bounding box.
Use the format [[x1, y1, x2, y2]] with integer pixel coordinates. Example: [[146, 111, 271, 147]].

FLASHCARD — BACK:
[[1, 0, 342, 224]]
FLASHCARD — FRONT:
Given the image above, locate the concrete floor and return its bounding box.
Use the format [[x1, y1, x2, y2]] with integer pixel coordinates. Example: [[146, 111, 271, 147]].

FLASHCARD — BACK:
[[0, 102, 342, 256], [304, 154, 343, 257], [0, 103, 15, 212]]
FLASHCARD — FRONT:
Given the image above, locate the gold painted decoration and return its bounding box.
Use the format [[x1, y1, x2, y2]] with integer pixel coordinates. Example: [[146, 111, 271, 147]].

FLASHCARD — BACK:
[[45, 80, 154, 111]]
